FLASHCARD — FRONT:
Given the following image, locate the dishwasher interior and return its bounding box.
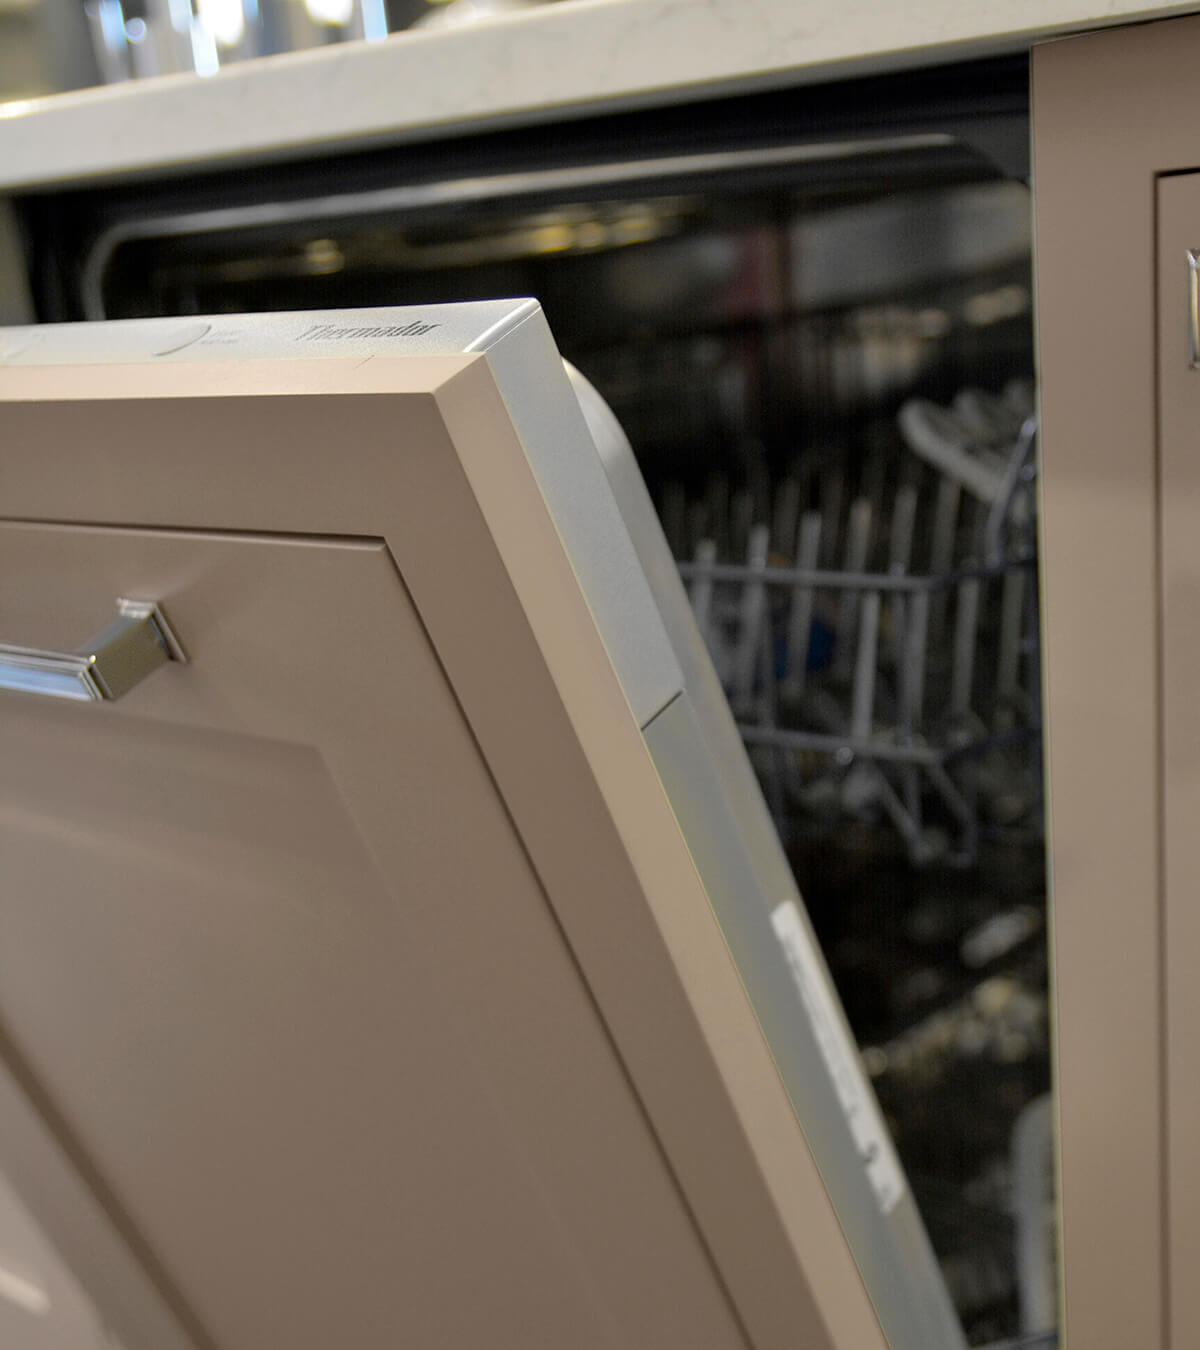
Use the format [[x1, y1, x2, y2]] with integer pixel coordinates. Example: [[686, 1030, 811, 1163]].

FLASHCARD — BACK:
[[14, 55, 1052, 1348]]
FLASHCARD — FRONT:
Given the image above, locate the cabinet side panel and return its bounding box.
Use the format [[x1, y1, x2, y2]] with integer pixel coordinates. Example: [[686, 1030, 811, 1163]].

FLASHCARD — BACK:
[[1033, 25, 1178, 1350]]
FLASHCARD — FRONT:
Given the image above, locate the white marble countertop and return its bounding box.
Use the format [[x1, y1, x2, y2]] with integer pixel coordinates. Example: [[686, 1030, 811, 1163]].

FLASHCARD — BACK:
[[0, 0, 1197, 191]]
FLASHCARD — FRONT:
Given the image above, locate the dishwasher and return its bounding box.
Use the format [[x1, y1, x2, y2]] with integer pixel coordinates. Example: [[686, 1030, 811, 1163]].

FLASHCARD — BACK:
[[2, 52, 1051, 1350]]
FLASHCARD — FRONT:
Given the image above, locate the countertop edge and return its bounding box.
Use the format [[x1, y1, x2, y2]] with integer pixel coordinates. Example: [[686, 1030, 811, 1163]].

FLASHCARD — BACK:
[[0, 0, 1196, 190]]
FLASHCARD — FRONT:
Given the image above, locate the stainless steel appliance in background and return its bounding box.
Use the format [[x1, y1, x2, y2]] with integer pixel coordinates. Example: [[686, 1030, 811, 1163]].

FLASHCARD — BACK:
[[10, 57, 1051, 1347]]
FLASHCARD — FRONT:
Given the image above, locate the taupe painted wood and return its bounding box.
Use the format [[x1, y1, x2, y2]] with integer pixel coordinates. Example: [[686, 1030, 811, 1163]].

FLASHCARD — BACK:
[[2, 526, 749, 1350], [0, 356, 888, 1350], [1157, 170, 1200, 1350], [1035, 15, 1200, 1350], [0, 1050, 199, 1350]]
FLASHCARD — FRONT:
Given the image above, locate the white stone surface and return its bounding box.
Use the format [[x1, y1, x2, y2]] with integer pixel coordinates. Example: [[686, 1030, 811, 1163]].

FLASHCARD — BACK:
[[0, 0, 1196, 189]]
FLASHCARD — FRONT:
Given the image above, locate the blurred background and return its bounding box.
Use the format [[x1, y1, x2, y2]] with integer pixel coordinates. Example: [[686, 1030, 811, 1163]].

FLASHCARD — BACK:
[[0, 0, 578, 101]]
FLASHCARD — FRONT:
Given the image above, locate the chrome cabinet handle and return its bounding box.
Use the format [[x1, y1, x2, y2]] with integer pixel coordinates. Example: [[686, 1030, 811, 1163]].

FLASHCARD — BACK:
[[0, 600, 185, 702], [1189, 249, 1200, 368]]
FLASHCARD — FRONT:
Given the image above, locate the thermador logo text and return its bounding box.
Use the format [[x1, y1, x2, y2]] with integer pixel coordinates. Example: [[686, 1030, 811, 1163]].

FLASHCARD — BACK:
[[299, 322, 441, 340]]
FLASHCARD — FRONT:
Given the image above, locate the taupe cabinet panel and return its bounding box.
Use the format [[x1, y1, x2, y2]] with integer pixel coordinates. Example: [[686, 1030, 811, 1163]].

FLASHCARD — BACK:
[[1, 524, 747, 1350], [0, 352, 888, 1350], [1035, 15, 1200, 1350], [1157, 170, 1200, 1350]]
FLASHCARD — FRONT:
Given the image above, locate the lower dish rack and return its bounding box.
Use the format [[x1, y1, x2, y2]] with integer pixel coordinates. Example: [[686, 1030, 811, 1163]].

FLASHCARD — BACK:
[[669, 385, 1040, 866]]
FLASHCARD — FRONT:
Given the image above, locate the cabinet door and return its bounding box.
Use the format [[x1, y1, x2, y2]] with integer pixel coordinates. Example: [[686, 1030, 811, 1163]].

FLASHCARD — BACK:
[[0, 354, 890, 1350], [1035, 16, 1200, 1350], [1157, 171, 1200, 1350]]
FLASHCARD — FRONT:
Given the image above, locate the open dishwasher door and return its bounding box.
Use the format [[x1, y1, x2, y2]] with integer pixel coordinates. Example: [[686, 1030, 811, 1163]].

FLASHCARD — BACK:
[[0, 302, 964, 1350]]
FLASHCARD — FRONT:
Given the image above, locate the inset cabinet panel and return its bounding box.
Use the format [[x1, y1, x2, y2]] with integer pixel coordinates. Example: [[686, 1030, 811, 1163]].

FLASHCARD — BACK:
[[1157, 170, 1200, 1350], [0, 523, 745, 1350]]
